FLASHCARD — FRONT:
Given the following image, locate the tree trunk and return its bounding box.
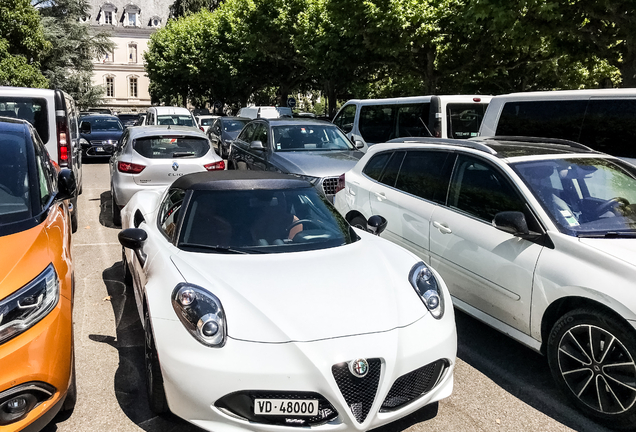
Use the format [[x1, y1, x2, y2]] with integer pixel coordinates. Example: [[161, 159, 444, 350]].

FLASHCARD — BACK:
[[423, 49, 438, 94], [326, 79, 337, 119], [621, 37, 636, 88]]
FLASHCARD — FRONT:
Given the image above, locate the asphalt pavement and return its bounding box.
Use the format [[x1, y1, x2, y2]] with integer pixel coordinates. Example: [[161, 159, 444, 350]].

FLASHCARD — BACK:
[[41, 161, 610, 432]]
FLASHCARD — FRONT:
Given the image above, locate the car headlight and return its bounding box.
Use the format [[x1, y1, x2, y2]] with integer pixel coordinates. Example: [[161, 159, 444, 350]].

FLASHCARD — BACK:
[[292, 174, 320, 185], [0, 264, 60, 345], [171, 283, 226, 347], [409, 262, 444, 319]]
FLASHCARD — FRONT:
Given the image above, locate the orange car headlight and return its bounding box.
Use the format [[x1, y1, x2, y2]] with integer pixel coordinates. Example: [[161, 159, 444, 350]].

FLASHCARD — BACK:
[[0, 264, 60, 345]]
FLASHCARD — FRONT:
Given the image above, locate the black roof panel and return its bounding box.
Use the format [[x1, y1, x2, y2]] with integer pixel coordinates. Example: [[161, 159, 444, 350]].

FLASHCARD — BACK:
[[171, 170, 311, 191]]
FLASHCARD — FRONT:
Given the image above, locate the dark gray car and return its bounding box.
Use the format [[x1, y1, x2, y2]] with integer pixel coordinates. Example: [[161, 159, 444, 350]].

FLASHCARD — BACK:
[[228, 118, 364, 201], [207, 116, 250, 159]]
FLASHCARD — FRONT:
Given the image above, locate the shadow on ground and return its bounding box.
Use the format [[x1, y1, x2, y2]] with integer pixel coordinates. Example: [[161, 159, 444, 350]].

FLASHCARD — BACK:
[[87, 261, 203, 432], [99, 190, 119, 229], [455, 310, 611, 431]]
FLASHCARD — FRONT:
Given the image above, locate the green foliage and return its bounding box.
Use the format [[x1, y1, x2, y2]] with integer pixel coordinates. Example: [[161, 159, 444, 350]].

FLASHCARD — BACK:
[[38, 0, 114, 108], [148, 0, 631, 113], [0, 0, 50, 87]]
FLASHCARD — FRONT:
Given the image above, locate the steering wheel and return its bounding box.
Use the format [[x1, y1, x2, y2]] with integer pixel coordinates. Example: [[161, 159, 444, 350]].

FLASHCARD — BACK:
[[285, 219, 323, 234], [595, 196, 631, 217]]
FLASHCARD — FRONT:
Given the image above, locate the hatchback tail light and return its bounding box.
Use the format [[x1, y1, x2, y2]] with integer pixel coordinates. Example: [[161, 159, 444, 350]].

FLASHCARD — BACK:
[[56, 117, 70, 167], [118, 161, 146, 174], [336, 173, 345, 194], [204, 160, 225, 171]]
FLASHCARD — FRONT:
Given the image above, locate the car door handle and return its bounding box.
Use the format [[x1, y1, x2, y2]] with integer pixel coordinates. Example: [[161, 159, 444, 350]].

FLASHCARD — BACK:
[[433, 221, 452, 234], [373, 191, 386, 201]]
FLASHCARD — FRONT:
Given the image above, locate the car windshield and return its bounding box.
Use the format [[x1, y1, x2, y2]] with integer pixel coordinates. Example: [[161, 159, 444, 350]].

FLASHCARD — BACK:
[[157, 115, 194, 126], [0, 132, 31, 224], [134, 136, 210, 159], [223, 119, 248, 132], [272, 124, 354, 152], [88, 117, 123, 131], [179, 187, 355, 253], [512, 158, 636, 236]]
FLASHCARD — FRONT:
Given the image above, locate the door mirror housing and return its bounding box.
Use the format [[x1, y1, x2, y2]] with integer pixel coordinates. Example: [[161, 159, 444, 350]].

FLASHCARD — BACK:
[[367, 215, 387, 236], [249, 140, 264, 150], [119, 228, 148, 250], [57, 169, 77, 200], [493, 211, 529, 235]]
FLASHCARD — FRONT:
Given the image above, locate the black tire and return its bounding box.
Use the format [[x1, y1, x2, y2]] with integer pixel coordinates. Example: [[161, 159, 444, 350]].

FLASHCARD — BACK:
[[349, 216, 367, 231], [112, 192, 121, 226], [61, 349, 77, 412], [70, 197, 78, 233], [144, 309, 169, 414], [237, 161, 248, 170], [547, 308, 636, 430]]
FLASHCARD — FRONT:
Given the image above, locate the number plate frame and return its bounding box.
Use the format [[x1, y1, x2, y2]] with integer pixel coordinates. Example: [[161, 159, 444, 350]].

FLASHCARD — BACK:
[[254, 399, 319, 416]]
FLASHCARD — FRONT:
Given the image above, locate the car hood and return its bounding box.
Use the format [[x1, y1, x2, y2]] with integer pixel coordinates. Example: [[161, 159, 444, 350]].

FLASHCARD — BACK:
[[81, 130, 123, 142], [0, 223, 51, 299], [170, 238, 426, 343], [579, 237, 636, 265], [270, 151, 363, 178]]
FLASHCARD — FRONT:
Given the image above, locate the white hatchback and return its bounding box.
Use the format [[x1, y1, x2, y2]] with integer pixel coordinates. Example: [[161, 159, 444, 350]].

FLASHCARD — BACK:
[[109, 125, 224, 225], [335, 136, 636, 430]]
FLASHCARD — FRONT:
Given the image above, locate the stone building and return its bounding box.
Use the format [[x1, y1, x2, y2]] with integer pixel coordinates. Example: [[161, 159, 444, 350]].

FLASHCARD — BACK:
[[86, 0, 172, 112]]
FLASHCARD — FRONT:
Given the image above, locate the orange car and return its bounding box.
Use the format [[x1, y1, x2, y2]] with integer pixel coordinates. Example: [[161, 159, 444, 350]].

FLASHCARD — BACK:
[[0, 117, 76, 430]]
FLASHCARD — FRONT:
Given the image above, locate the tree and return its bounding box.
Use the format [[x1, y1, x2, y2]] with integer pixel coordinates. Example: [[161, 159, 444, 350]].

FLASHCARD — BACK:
[[169, 0, 223, 19], [0, 0, 50, 87], [38, 0, 114, 108]]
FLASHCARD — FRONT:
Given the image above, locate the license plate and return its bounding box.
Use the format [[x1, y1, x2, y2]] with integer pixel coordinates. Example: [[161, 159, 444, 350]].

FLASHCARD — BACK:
[[254, 399, 318, 416], [95, 147, 104, 152]]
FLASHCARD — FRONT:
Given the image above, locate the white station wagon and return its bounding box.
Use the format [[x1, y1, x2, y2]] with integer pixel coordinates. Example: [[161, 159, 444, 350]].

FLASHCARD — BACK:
[[335, 136, 636, 429]]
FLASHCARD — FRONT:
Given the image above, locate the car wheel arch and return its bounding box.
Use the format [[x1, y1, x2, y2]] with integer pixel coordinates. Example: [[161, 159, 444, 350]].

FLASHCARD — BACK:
[[540, 295, 636, 356]]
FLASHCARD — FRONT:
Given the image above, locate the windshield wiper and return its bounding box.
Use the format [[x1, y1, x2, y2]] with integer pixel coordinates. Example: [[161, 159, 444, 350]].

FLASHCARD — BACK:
[[578, 231, 636, 238], [172, 151, 196, 158], [179, 243, 264, 254]]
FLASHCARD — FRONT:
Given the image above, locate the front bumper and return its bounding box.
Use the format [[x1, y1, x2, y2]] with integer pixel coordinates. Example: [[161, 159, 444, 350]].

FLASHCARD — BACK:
[[0, 296, 73, 431], [81, 142, 115, 157], [152, 311, 456, 432]]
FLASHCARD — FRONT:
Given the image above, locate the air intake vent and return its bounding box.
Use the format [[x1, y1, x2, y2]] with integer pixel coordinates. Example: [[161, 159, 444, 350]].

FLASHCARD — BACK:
[[332, 358, 381, 423], [321, 177, 339, 196], [380, 359, 446, 412]]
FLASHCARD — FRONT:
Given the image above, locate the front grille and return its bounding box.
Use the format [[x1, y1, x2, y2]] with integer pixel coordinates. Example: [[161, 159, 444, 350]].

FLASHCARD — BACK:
[[321, 177, 339, 196], [332, 358, 381, 423], [215, 390, 338, 427], [380, 360, 447, 412]]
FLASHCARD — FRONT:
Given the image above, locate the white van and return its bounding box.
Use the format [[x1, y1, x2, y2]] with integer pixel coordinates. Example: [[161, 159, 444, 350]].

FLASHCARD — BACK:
[[479, 89, 636, 163], [0, 86, 82, 231], [143, 106, 197, 128], [237, 106, 293, 119], [331, 95, 492, 151]]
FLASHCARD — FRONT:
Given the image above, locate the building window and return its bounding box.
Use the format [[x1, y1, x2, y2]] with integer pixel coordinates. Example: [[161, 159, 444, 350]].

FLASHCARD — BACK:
[[105, 11, 112, 24], [127, 12, 137, 26], [103, 49, 114, 63], [100, 3, 117, 26], [128, 43, 137, 63], [105, 77, 114, 97], [129, 77, 138, 98], [149, 16, 161, 27]]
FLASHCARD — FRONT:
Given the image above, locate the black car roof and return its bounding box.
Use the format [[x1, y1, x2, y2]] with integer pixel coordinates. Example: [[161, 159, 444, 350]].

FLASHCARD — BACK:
[[250, 118, 333, 127], [172, 170, 311, 191]]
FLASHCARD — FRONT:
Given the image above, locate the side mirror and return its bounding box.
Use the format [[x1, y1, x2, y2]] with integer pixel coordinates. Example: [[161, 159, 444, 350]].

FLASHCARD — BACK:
[[57, 169, 77, 200], [493, 211, 529, 236], [80, 122, 91, 134], [250, 140, 264, 150], [367, 215, 387, 236], [118, 228, 148, 250]]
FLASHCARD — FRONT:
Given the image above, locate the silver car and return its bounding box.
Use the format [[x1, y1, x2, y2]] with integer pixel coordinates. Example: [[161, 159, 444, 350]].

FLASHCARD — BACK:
[[109, 125, 224, 225], [227, 118, 364, 201]]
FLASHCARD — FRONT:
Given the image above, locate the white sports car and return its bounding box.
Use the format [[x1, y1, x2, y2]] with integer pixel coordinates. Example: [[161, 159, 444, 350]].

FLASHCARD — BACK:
[[118, 171, 457, 432]]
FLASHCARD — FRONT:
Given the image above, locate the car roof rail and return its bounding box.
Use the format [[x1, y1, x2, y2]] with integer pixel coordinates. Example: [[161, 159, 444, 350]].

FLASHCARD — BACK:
[[386, 137, 498, 155], [481, 136, 595, 152]]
